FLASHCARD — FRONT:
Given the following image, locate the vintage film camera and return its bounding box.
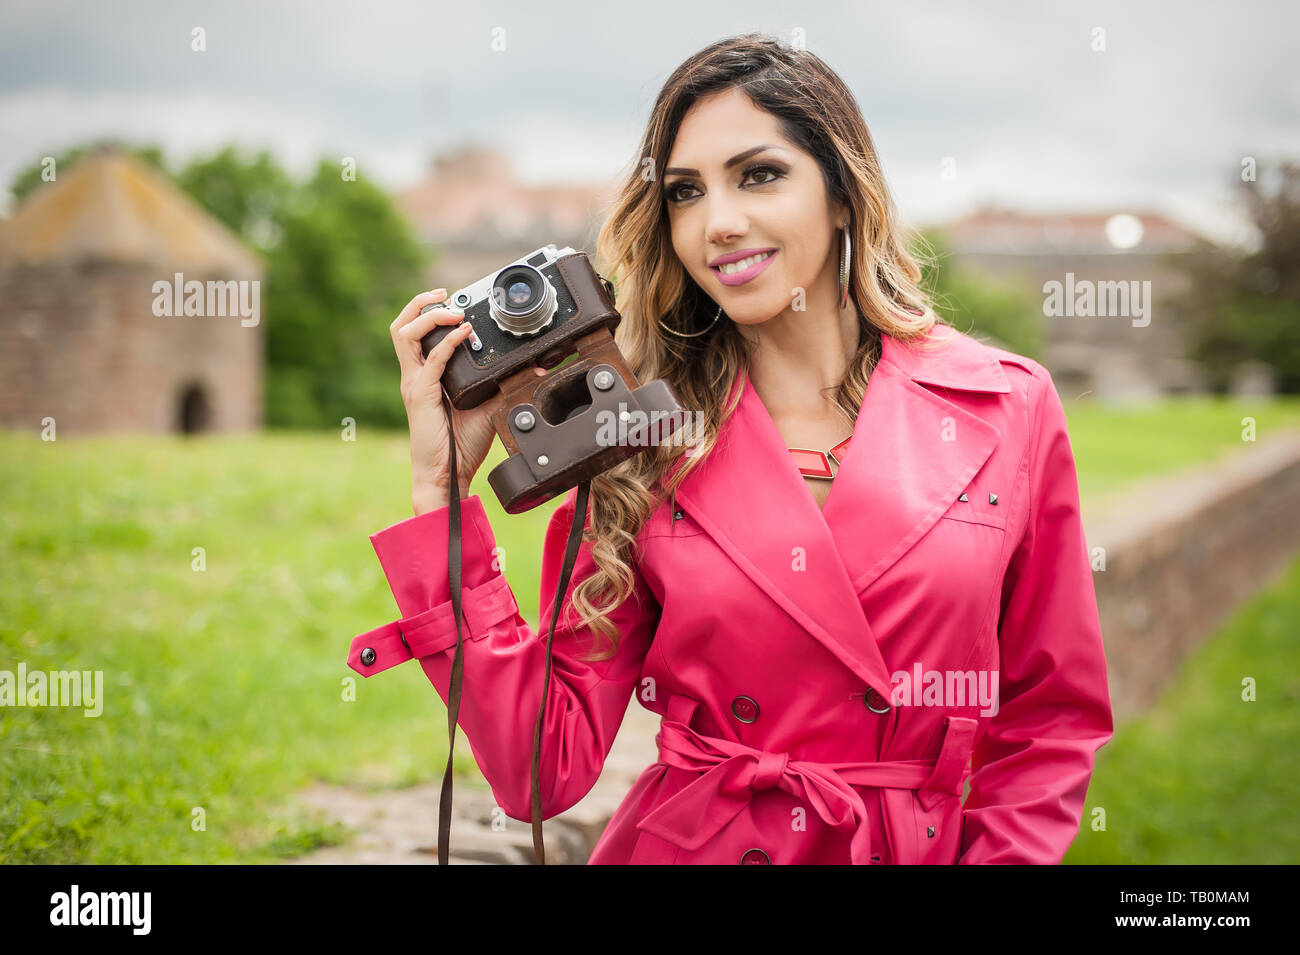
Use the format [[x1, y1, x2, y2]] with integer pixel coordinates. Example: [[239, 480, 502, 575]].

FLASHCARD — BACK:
[[417, 245, 687, 865], [420, 244, 688, 513]]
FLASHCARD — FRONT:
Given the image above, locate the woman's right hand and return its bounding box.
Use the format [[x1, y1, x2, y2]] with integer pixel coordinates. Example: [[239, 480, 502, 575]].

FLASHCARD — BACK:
[[391, 289, 498, 515]]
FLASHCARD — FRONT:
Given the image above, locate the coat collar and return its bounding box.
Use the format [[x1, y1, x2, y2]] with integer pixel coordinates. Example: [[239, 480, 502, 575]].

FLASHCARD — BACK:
[[671, 324, 1010, 696]]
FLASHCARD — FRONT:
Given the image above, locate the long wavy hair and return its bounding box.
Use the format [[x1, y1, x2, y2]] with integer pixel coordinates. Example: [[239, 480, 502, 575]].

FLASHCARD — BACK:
[[567, 33, 944, 660]]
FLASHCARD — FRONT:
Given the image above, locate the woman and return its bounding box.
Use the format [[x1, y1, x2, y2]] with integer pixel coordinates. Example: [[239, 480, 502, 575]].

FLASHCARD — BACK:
[[347, 34, 1113, 864]]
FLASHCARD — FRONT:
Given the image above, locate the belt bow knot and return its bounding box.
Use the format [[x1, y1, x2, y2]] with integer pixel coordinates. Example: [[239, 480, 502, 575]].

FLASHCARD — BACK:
[[635, 696, 978, 865]]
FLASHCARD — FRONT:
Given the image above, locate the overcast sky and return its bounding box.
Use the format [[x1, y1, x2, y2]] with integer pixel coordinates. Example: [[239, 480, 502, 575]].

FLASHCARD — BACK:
[[2, 0, 1297, 245]]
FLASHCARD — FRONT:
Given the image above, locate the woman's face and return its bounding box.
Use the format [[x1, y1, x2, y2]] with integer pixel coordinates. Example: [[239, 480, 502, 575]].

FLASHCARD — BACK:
[[662, 87, 847, 329]]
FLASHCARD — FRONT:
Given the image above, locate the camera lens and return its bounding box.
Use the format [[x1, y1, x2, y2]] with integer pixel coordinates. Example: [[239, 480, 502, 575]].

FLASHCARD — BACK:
[[506, 280, 533, 308], [489, 264, 557, 336]]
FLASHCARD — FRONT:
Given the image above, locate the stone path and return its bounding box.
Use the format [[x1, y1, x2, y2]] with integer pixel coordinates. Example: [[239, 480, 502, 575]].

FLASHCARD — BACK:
[[287, 693, 661, 865]]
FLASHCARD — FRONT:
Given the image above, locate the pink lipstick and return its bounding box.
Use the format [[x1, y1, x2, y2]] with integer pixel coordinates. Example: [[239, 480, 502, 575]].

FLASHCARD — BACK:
[[711, 249, 777, 287]]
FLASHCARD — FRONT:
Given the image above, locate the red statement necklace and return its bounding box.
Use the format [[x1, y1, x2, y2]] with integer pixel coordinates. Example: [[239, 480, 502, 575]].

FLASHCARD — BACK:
[[790, 435, 853, 480]]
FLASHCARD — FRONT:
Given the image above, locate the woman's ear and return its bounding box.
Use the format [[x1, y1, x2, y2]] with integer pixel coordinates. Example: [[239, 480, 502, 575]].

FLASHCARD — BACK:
[[833, 202, 850, 232]]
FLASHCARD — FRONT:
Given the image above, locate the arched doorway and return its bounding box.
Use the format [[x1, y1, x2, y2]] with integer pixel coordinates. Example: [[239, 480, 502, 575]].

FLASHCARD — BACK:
[[177, 382, 212, 434]]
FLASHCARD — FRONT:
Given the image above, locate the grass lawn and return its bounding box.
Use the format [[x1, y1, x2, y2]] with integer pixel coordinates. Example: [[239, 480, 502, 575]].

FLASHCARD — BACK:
[[1061, 393, 1300, 500], [2, 393, 1298, 863], [1, 429, 551, 863]]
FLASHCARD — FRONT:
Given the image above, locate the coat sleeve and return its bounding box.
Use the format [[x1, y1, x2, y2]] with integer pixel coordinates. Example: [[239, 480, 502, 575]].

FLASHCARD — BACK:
[[346, 487, 661, 821], [958, 363, 1114, 864]]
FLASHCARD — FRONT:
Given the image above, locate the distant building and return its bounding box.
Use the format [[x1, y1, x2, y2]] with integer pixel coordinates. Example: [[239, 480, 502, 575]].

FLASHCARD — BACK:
[[934, 206, 1211, 399], [0, 146, 263, 435], [393, 145, 621, 291]]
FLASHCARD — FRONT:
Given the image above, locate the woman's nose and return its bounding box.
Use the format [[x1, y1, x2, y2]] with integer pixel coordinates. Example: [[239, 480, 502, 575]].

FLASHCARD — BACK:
[[704, 195, 746, 246]]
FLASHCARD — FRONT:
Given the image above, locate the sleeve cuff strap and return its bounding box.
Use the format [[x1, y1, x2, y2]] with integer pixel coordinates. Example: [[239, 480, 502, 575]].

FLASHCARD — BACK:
[[347, 572, 519, 676]]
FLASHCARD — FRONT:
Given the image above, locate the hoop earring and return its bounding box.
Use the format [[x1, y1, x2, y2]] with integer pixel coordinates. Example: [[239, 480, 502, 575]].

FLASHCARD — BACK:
[[659, 303, 723, 338], [839, 226, 851, 309]]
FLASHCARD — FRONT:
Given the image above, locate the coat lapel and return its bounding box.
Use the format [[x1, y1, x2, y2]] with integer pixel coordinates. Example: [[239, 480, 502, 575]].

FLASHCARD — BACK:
[[672, 325, 1012, 693]]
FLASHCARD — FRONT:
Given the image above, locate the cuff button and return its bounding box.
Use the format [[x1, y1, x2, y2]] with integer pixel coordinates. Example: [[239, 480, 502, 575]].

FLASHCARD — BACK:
[[360, 647, 376, 666]]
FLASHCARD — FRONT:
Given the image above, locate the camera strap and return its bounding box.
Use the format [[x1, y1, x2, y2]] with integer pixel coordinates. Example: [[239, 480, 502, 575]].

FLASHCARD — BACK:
[[440, 394, 591, 866]]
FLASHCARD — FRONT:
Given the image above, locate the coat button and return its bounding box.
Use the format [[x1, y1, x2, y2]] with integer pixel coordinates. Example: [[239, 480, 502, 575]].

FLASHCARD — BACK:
[[673, 509, 684, 521], [863, 687, 890, 713], [360, 647, 376, 666], [740, 848, 770, 864], [731, 695, 759, 723]]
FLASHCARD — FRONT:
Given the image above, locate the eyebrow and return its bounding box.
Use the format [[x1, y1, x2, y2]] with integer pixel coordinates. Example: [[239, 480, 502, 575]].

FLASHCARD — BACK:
[[663, 144, 786, 178]]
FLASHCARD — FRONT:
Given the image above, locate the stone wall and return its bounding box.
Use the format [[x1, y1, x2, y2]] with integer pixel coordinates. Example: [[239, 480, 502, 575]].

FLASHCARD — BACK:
[[1086, 431, 1300, 722], [0, 260, 262, 435]]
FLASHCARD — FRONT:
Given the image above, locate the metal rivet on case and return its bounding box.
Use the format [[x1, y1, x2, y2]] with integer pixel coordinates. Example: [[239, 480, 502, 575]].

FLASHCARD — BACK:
[[514, 410, 535, 431], [537, 455, 549, 467], [593, 370, 615, 391]]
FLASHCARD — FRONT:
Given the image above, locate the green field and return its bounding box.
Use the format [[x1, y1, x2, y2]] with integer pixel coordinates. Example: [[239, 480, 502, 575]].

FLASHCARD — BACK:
[[1059, 394, 1300, 500], [2, 394, 1299, 863]]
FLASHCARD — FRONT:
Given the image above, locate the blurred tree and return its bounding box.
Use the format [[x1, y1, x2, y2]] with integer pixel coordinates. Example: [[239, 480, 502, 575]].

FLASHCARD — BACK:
[[1180, 159, 1300, 393], [262, 158, 429, 429], [913, 229, 1044, 359], [174, 146, 294, 252]]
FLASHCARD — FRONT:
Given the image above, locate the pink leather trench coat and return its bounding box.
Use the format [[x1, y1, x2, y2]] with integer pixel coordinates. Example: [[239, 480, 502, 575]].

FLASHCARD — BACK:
[[346, 323, 1114, 864]]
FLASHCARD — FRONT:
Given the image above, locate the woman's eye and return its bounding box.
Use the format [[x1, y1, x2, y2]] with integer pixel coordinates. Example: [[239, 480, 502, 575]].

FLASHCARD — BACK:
[[666, 182, 698, 203], [664, 165, 784, 204], [745, 165, 783, 185]]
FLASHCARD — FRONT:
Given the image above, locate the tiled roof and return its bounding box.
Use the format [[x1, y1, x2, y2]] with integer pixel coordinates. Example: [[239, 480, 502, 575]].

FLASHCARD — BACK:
[[0, 145, 262, 273], [935, 206, 1208, 254]]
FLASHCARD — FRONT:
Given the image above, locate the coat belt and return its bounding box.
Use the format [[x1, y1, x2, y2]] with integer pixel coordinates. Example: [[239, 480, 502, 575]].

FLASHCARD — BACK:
[[635, 695, 978, 864]]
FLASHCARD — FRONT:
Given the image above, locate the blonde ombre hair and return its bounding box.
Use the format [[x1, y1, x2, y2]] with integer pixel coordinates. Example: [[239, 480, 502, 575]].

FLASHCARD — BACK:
[[569, 33, 943, 659]]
